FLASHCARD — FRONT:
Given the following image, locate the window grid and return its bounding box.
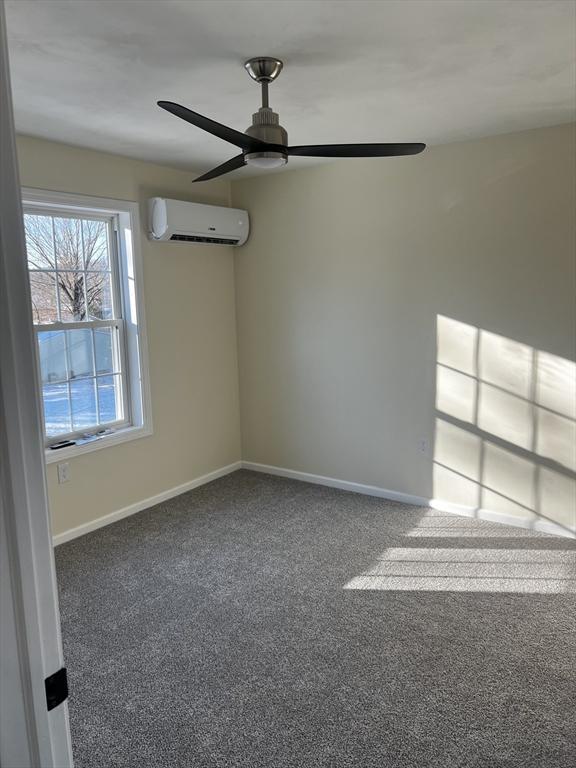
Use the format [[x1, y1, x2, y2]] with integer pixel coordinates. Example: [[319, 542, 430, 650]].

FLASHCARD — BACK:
[[89, 323, 101, 423], [51, 215, 63, 321]]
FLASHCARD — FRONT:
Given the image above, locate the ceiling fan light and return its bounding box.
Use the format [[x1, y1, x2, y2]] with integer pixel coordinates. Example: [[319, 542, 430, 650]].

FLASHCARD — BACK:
[[245, 151, 287, 169]]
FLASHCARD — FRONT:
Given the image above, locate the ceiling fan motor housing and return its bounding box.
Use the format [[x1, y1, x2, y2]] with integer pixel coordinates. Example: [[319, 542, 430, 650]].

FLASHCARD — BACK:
[[246, 107, 287, 146], [245, 107, 288, 167]]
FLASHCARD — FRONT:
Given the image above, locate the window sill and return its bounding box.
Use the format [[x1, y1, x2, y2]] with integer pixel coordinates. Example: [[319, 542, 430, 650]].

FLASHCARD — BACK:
[[44, 424, 152, 464]]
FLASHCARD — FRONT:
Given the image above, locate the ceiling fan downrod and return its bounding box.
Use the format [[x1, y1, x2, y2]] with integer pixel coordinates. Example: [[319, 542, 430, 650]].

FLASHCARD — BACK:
[[243, 57, 288, 169]]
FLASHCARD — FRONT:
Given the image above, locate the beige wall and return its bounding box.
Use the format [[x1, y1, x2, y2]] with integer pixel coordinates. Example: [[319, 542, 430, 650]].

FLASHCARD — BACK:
[[232, 123, 576, 532], [17, 136, 241, 536], [16, 124, 576, 538]]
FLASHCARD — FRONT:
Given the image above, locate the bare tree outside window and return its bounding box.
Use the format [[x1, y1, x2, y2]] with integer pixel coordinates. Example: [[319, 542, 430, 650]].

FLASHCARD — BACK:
[[25, 214, 112, 323]]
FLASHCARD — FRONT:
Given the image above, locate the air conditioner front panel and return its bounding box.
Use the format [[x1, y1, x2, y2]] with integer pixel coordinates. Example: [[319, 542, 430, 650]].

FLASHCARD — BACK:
[[148, 198, 249, 246]]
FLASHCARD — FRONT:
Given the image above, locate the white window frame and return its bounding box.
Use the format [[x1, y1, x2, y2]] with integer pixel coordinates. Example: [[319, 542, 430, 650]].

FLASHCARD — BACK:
[[21, 188, 153, 464]]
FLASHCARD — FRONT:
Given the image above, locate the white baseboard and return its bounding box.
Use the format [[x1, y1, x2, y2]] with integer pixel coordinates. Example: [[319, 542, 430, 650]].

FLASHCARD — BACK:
[[532, 518, 575, 538], [53, 458, 576, 545], [52, 461, 242, 546], [243, 462, 576, 539], [429, 497, 575, 539], [241, 461, 429, 507]]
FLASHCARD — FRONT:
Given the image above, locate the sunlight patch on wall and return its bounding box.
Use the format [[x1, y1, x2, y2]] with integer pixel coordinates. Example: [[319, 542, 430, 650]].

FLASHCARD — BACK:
[[483, 443, 535, 514], [540, 467, 576, 530], [537, 351, 576, 420], [480, 330, 532, 399], [433, 316, 576, 535], [478, 383, 533, 450], [436, 365, 477, 423], [437, 315, 477, 375], [537, 409, 576, 472]]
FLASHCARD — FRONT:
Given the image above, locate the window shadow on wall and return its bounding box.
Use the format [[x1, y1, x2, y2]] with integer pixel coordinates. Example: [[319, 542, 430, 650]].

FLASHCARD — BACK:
[[432, 315, 575, 537]]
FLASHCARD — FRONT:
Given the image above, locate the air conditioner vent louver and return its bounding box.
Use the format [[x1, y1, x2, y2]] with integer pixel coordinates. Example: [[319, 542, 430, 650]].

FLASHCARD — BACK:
[[170, 234, 240, 245]]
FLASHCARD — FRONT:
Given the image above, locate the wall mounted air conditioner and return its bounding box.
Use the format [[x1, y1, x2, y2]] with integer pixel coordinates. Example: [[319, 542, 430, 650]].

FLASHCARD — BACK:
[[148, 198, 249, 246]]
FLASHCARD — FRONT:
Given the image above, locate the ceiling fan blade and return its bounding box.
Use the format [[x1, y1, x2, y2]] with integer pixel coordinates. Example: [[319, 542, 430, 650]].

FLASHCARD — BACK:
[[287, 143, 426, 158], [192, 154, 246, 183], [158, 101, 267, 152]]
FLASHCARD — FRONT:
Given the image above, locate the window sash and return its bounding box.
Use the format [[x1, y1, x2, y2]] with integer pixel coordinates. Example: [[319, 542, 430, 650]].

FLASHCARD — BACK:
[[34, 319, 131, 445], [34, 318, 121, 332], [24, 210, 120, 323]]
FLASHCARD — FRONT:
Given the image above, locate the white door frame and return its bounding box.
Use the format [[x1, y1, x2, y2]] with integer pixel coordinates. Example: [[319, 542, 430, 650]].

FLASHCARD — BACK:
[[0, 1, 74, 765]]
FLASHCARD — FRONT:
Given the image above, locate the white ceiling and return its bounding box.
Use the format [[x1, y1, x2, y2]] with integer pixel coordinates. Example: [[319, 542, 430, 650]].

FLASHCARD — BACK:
[[6, 0, 576, 178]]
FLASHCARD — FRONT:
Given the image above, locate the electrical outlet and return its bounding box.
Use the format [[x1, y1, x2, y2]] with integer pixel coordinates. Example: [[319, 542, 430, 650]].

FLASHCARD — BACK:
[[418, 438, 429, 456], [57, 462, 70, 484]]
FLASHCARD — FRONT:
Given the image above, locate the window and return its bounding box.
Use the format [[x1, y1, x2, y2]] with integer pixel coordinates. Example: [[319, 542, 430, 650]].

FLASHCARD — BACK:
[[22, 189, 151, 461]]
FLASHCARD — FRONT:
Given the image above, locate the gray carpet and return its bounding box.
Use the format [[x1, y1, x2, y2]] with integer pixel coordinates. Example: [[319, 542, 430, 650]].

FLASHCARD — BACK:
[[55, 470, 576, 768]]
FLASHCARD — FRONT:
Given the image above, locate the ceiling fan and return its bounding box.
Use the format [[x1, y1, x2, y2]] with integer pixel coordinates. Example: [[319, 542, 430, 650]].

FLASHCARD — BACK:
[[158, 57, 426, 183]]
